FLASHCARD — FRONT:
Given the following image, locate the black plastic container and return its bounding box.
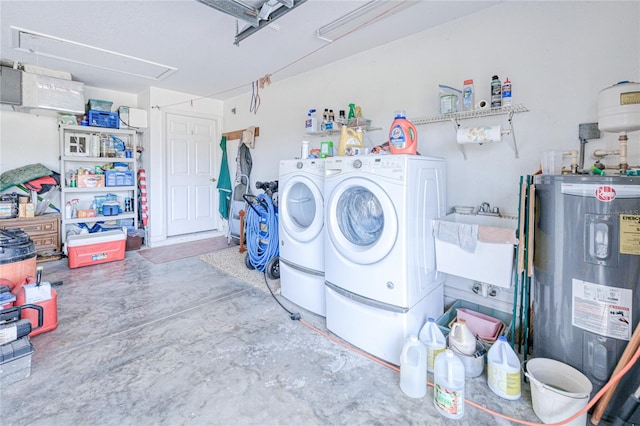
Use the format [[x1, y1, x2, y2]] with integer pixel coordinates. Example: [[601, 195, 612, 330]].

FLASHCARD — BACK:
[[0, 228, 36, 286]]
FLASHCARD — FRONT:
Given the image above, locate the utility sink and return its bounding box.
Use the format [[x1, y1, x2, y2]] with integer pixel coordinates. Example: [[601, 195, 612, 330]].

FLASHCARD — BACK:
[[432, 213, 518, 288]]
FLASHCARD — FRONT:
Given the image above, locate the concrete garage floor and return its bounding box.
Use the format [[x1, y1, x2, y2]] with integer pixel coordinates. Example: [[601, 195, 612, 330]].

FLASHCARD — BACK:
[[1, 250, 547, 425]]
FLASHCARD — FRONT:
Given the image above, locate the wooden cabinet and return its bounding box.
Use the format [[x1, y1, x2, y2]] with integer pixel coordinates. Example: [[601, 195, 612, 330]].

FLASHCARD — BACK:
[[0, 213, 61, 261]]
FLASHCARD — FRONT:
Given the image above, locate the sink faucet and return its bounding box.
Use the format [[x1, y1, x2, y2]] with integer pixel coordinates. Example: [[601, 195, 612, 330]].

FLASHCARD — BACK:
[[478, 202, 501, 216]]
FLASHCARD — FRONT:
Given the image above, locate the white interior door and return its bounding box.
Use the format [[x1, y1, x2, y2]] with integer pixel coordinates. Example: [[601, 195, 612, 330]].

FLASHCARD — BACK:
[[166, 113, 219, 236]]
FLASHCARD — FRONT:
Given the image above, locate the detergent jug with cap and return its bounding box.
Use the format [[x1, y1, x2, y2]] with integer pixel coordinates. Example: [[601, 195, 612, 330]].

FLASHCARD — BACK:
[[388, 110, 418, 155], [449, 318, 476, 356], [337, 125, 364, 156]]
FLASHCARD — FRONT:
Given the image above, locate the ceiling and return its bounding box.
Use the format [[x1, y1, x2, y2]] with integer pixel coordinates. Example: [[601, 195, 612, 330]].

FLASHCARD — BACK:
[[0, 0, 498, 100]]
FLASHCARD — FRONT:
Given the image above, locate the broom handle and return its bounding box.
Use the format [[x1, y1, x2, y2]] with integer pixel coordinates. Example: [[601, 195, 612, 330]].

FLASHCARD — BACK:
[[591, 322, 640, 424]]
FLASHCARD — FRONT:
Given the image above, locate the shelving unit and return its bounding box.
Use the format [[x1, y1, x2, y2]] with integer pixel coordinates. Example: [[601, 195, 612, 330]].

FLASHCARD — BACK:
[[410, 104, 529, 159], [59, 125, 138, 243]]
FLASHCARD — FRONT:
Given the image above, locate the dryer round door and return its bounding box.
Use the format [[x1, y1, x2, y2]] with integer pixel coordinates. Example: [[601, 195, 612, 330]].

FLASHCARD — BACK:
[[326, 176, 398, 265], [280, 175, 324, 243]]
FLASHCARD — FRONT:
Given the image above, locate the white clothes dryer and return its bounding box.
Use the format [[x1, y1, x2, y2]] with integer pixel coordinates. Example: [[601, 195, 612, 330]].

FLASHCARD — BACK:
[[278, 158, 325, 316], [323, 154, 446, 364]]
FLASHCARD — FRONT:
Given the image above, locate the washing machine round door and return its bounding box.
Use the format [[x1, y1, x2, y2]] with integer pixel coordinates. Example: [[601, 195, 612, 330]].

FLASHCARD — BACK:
[[280, 175, 324, 243], [326, 177, 398, 265]]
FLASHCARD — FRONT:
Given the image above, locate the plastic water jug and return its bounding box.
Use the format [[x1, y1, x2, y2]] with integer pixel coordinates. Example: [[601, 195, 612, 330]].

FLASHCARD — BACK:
[[487, 336, 521, 400], [399, 335, 427, 398], [388, 110, 417, 155], [449, 318, 476, 356], [337, 125, 364, 156], [419, 317, 446, 373], [434, 349, 465, 419]]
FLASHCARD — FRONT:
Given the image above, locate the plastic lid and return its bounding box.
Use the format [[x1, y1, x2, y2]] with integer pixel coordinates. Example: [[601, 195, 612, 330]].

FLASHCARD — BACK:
[[464, 79, 473, 84], [394, 110, 407, 118], [492, 75, 499, 80], [498, 335, 507, 342], [427, 317, 435, 322]]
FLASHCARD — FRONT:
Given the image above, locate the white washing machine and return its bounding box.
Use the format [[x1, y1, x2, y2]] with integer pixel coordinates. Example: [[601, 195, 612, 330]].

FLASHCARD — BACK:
[[323, 154, 446, 364], [278, 158, 326, 316]]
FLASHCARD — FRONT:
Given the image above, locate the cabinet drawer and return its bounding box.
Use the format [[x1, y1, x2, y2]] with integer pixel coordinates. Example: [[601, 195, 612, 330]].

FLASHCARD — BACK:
[[0, 215, 59, 235], [31, 234, 58, 251]]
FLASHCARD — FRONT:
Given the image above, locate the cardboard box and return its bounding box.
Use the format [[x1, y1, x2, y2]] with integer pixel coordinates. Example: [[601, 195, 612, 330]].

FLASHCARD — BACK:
[[77, 174, 105, 188], [0, 337, 34, 386], [66, 229, 126, 269], [20, 203, 35, 218], [77, 209, 96, 218]]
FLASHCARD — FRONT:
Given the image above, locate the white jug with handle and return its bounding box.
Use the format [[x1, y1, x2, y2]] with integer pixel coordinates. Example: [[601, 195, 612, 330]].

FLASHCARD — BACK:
[[449, 318, 476, 356]]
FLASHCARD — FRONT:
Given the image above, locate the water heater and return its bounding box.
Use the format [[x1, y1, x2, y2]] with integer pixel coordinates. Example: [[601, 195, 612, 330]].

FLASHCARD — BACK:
[[533, 175, 640, 423]]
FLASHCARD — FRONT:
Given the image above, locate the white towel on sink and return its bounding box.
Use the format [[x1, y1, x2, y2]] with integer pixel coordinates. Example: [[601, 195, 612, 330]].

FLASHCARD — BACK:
[[432, 220, 478, 253]]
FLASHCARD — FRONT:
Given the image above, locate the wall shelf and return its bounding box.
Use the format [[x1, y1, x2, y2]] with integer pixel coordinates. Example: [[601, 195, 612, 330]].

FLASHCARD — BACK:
[[410, 104, 529, 160], [305, 125, 382, 137]]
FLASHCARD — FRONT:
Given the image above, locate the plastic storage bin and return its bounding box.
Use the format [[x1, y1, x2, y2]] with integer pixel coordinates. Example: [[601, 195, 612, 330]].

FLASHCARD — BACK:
[[87, 110, 119, 128], [0, 336, 35, 386], [105, 170, 135, 186], [87, 99, 113, 112], [437, 299, 512, 345]]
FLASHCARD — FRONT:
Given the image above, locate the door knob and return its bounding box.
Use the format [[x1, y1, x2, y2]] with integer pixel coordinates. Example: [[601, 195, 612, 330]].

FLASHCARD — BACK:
[[210, 177, 217, 182]]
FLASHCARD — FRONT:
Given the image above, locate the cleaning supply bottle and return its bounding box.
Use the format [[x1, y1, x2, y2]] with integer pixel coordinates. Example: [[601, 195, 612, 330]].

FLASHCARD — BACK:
[[301, 140, 310, 159], [305, 109, 318, 133], [419, 317, 447, 373], [487, 336, 521, 400], [501, 77, 512, 107], [65, 201, 72, 219], [388, 110, 418, 155], [434, 349, 465, 419], [491, 75, 502, 108], [399, 335, 427, 398], [337, 125, 364, 156], [449, 318, 476, 356], [462, 79, 474, 111]]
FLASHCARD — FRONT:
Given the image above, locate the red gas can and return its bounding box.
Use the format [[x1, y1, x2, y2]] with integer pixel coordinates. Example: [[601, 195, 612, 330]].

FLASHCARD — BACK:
[[11, 276, 58, 337]]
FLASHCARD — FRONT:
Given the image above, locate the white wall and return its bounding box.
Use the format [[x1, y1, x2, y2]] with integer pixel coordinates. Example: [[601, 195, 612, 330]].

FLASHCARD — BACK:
[[224, 1, 640, 216], [140, 87, 223, 245], [222, 1, 640, 309], [0, 87, 137, 211]]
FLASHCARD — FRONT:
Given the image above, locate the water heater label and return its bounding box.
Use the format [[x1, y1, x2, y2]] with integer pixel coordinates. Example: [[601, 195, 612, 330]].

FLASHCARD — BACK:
[[620, 214, 640, 255], [561, 183, 640, 199], [571, 279, 632, 340]]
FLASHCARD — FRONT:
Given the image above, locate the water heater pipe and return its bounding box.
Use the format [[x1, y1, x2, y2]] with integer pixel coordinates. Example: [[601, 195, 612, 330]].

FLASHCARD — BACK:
[[563, 150, 578, 173], [592, 149, 620, 159], [618, 133, 629, 172]]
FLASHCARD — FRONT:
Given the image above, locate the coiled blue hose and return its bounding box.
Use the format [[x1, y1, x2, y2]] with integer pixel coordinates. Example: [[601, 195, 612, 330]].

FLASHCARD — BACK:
[[245, 193, 279, 272]]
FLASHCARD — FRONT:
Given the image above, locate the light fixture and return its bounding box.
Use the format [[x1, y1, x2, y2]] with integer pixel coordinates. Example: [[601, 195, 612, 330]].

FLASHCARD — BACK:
[[11, 26, 177, 80], [317, 0, 416, 42]]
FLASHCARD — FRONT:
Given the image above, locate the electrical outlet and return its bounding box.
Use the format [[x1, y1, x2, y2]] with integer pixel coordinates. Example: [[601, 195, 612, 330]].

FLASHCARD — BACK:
[[579, 122, 600, 140]]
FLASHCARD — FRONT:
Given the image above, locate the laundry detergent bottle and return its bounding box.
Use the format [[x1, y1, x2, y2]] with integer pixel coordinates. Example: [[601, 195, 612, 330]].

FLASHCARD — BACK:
[[449, 318, 476, 356], [337, 125, 364, 156], [419, 317, 446, 373], [388, 110, 417, 155]]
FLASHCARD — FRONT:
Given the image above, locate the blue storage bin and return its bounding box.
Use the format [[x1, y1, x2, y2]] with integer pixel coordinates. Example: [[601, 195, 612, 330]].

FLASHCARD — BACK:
[[87, 110, 119, 128]]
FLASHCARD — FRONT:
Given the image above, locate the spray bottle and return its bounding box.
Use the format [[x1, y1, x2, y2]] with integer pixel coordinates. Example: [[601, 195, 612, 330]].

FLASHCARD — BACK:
[[305, 109, 318, 133], [388, 110, 418, 155]]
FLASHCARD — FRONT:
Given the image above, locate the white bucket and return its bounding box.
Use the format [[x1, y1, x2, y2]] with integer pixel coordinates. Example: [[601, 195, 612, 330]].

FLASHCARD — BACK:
[[524, 358, 593, 426]]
